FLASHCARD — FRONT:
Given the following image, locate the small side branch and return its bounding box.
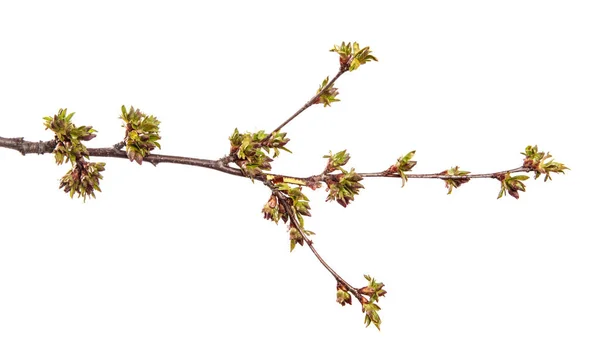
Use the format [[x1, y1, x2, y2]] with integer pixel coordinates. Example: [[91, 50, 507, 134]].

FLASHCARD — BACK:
[[268, 182, 360, 298], [361, 167, 532, 180], [270, 69, 345, 135]]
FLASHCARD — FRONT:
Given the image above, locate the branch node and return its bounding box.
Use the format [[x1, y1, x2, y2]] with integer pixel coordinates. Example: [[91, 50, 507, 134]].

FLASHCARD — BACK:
[[14, 137, 26, 155], [113, 141, 125, 151]]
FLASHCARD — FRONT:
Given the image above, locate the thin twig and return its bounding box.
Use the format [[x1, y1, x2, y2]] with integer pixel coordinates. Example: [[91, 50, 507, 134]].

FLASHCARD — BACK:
[[360, 167, 531, 180], [268, 181, 360, 299], [262, 167, 532, 187], [270, 69, 345, 135]]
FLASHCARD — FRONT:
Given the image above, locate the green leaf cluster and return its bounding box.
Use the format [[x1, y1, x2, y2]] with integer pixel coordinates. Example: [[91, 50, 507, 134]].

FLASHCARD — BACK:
[[262, 183, 313, 251], [288, 227, 313, 253], [263, 131, 291, 158], [359, 275, 387, 330], [496, 172, 529, 199], [441, 166, 471, 194], [314, 76, 340, 107], [59, 162, 106, 202], [120, 105, 161, 165], [323, 150, 364, 207], [522, 145, 569, 181], [264, 184, 313, 252], [229, 129, 291, 178], [336, 282, 352, 306], [323, 150, 350, 173], [394, 150, 417, 187], [330, 41, 378, 72], [44, 108, 105, 201], [325, 169, 364, 208], [283, 184, 311, 222], [43, 109, 96, 165], [262, 194, 285, 224]]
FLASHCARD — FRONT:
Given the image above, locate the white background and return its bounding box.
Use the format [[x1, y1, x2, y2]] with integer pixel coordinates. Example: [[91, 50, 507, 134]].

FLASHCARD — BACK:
[[1, 1, 598, 355]]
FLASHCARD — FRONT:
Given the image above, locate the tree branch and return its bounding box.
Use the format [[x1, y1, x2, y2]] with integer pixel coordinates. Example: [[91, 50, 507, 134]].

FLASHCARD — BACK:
[[0, 136, 535, 185], [0, 136, 57, 156], [0, 136, 243, 177]]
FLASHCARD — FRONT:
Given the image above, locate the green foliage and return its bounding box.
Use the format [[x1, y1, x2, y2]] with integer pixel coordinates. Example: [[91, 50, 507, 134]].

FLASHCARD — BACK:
[[59, 162, 106, 202], [284, 185, 311, 219], [290, 228, 315, 252], [325, 168, 364, 208], [359, 275, 387, 301], [441, 166, 471, 194], [262, 184, 313, 252], [43, 108, 96, 165], [362, 302, 382, 330], [336, 274, 387, 330], [359, 275, 387, 330], [522, 145, 569, 181], [323, 150, 351, 173], [44, 108, 104, 201], [330, 41, 378, 72], [229, 129, 291, 178], [496, 172, 529, 199], [336, 281, 352, 306], [263, 131, 291, 158], [230, 128, 272, 176], [322, 150, 364, 207], [314, 76, 340, 107], [120, 105, 162, 165], [288, 227, 308, 252], [262, 194, 285, 224], [389, 150, 417, 187]]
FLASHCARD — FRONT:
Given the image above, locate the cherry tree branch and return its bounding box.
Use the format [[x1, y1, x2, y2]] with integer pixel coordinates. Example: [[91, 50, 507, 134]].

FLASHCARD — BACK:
[[0, 42, 565, 330]]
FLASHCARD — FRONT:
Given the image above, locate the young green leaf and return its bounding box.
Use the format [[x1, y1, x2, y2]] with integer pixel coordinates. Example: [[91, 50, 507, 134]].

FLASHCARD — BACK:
[[393, 150, 417, 187], [496, 172, 529, 199], [330, 42, 378, 72], [120, 105, 162, 165], [323, 150, 351, 173], [314, 76, 340, 107], [441, 166, 471, 194], [522, 145, 569, 181]]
